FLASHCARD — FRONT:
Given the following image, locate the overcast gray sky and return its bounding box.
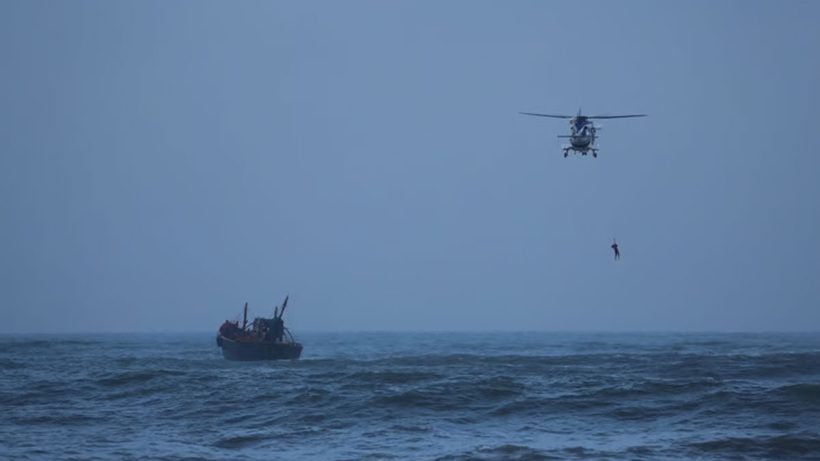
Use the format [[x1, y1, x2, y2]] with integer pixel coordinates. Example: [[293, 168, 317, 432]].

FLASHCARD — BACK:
[[2, 1, 819, 333]]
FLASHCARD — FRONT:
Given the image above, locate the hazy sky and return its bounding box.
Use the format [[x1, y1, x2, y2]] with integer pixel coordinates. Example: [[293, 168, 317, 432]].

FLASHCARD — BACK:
[[2, 1, 819, 333]]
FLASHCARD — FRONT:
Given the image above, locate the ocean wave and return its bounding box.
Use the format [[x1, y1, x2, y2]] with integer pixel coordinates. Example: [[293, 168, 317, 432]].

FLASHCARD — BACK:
[[1, 379, 79, 406], [773, 383, 820, 403], [0, 339, 102, 350], [212, 433, 271, 449], [373, 353, 644, 368], [341, 370, 443, 385], [489, 398, 553, 417], [14, 413, 101, 427], [489, 378, 728, 419], [95, 369, 186, 388], [0, 358, 26, 369], [592, 378, 722, 399], [388, 423, 432, 433], [283, 387, 334, 406], [298, 351, 820, 377], [369, 376, 526, 413], [690, 434, 820, 458], [0, 339, 52, 350], [100, 384, 174, 401], [705, 353, 820, 379], [435, 444, 561, 461]]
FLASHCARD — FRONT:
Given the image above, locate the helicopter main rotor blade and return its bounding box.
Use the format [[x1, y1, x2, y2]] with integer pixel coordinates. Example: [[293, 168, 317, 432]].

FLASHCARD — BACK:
[[519, 112, 573, 119], [586, 114, 647, 119]]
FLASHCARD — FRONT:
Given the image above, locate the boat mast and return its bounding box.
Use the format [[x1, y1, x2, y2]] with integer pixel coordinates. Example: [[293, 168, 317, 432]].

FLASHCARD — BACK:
[[278, 295, 289, 319], [242, 302, 248, 330]]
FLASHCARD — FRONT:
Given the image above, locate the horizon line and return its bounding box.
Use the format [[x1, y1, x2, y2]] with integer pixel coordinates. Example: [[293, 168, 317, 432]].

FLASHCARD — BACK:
[[2, 329, 819, 336]]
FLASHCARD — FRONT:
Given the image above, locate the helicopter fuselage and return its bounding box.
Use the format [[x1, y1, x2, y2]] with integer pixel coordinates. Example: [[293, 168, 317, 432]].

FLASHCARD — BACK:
[[565, 118, 598, 156], [570, 134, 593, 148]]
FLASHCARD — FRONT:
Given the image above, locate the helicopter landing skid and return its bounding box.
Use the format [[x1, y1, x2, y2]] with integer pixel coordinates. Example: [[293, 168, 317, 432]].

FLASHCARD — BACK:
[[563, 148, 599, 158]]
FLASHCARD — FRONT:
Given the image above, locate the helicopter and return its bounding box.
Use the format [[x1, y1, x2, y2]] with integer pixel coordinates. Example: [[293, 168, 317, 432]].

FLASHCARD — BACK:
[[520, 109, 646, 158]]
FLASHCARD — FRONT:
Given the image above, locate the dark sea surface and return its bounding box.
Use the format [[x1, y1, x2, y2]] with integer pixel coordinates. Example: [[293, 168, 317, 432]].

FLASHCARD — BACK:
[[2, 332, 820, 460]]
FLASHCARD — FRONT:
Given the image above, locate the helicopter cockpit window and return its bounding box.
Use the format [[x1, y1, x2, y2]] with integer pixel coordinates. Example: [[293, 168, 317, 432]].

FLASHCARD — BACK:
[[574, 118, 586, 131]]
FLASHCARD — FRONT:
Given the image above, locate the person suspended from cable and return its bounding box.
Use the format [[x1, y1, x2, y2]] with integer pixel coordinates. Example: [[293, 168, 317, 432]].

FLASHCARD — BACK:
[[611, 239, 620, 261]]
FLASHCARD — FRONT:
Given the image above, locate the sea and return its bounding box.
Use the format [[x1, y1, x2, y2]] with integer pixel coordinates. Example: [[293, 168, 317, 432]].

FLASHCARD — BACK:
[[2, 332, 819, 460]]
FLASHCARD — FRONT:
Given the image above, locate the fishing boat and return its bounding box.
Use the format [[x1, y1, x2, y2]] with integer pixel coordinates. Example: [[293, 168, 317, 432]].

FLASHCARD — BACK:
[[216, 296, 303, 361]]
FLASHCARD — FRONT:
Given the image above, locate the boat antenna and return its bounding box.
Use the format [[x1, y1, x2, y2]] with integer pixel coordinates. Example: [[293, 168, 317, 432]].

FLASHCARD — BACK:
[[274, 306, 279, 318], [242, 302, 248, 330]]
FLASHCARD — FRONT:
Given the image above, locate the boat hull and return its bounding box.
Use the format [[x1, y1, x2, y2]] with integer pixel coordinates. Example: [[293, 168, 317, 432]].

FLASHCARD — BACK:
[[217, 334, 303, 361]]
